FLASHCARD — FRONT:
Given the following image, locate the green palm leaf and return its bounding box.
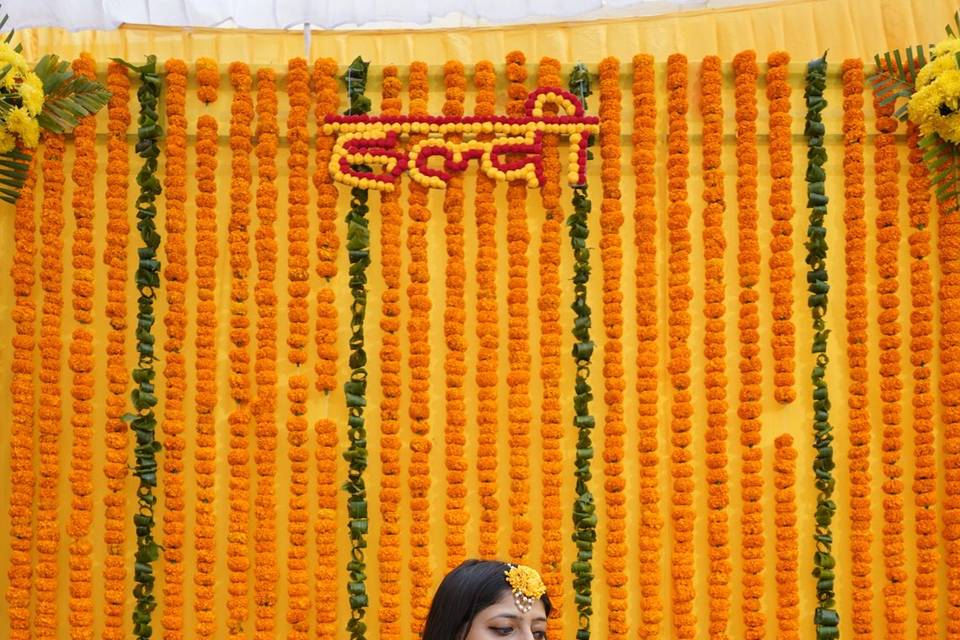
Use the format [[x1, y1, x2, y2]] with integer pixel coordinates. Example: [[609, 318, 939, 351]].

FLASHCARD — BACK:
[[921, 132, 960, 214], [32, 54, 111, 134], [0, 146, 31, 204], [867, 45, 931, 121]]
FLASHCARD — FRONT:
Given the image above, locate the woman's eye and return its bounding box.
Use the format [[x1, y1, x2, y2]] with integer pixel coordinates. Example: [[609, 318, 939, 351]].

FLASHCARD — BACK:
[[490, 627, 513, 637], [533, 632, 547, 640]]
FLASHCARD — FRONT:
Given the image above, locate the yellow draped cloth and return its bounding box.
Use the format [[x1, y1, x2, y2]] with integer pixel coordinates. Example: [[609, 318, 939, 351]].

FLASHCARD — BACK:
[[0, 0, 957, 638]]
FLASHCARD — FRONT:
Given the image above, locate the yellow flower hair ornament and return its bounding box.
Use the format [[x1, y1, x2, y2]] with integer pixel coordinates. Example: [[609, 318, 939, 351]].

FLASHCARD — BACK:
[[505, 565, 547, 613]]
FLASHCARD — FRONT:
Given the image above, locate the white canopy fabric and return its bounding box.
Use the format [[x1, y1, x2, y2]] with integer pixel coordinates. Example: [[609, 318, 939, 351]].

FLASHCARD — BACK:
[[7, 0, 775, 31]]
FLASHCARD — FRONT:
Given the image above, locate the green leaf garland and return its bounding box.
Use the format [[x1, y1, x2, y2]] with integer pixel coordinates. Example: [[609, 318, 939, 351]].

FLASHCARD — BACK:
[[117, 54, 163, 640], [568, 63, 596, 640], [804, 53, 839, 640], [342, 55, 371, 640]]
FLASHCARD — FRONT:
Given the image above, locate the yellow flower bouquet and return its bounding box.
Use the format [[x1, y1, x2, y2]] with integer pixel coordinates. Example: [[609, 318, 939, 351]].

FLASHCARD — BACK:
[[0, 12, 110, 203], [871, 10, 960, 212]]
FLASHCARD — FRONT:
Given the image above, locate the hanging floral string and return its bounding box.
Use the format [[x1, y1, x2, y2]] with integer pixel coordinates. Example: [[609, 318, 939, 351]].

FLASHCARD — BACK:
[[160, 57, 188, 640], [506, 49, 533, 564], [7, 156, 37, 640], [774, 434, 800, 640], [666, 52, 696, 640], [117, 54, 163, 640], [36, 131, 65, 640], [340, 55, 372, 640], [804, 54, 839, 640], [537, 55, 565, 640], [406, 58, 433, 633], [192, 55, 220, 640], [733, 50, 765, 640], [226, 61, 254, 639], [312, 56, 340, 640], [767, 51, 796, 405], [699, 54, 731, 639], [377, 63, 403, 640], [253, 65, 280, 640], [103, 59, 131, 640], [66, 52, 97, 640], [442, 59, 469, 569], [473, 59, 500, 560], [568, 60, 596, 640], [597, 55, 628, 640], [906, 120, 938, 635], [939, 172, 960, 640], [632, 53, 662, 640], [285, 56, 312, 640], [872, 72, 907, 640], [840, 58, 873, 640]]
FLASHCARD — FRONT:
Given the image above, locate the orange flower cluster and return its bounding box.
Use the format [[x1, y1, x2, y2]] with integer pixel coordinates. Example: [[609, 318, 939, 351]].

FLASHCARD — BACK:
[[442, 59, 469, 569], [666, 53, 696, 640], [597, 55, 628, 640], [286, 57, 312, 640], [312, 57, 340, 639], [193, 57, 220, 639], [161, 57, 188, 640], [226, 61, 254, 638], [840, 58, 873, 639], [505, 49, 533, 564], [774, 434, 800, 640], [7, 157, 37, 640], [66, 53, 97, 639], [407, 59, 434, 631], [906, 121, 938, 634], [699, 54, 731, 639], [537, 55, 565, 640], [102, 60, 131, 640], [732, 50, 765, 639], [873, 87, 907, 640], [939, 181, 960, 639], [632, 53, 662, 639], [473, 59, 500, 560], [252, 66, 280, 640], [377, 64, 404, 640], [36, 130, 65, 640], [766, 51, 796, 404]]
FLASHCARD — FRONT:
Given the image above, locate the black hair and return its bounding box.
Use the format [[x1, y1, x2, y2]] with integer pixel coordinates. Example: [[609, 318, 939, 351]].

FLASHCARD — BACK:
[[421, 559, 552, 640]]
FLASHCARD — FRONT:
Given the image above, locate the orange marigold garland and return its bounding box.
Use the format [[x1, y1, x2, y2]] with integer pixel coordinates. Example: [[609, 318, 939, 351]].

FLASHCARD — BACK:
[[193, 55, 220, 640], [699, 54, 731, 639], [253, 66, 280, 640], [407, 59, 433, 633], [377, 64, 404, 640], [312, 56, 340, 640], [67, 52, 97, 640], [873, 78, 907, 640], [102, 60, 131, 640], [767, 51, 796, 405], [666, 53, 696, 640], [537, 55, 565, 640], [473, 59, 500, 560], [36, 129, 66, 640], [285, 57, 312, 640], [442, 59, 469, 569], [160, 57, 188, 640], [841, 58, 873, 640], [598, 56, 628, 640], [733, 50, 765, 640], [632, 53, 663, 639], [906, 120, 938, 635], [227, 61, 254, 638], [506, 49, 533, 564], [774, 434, 800, 640], [6, 157, 37, 640], [939, 179, 960, 640]]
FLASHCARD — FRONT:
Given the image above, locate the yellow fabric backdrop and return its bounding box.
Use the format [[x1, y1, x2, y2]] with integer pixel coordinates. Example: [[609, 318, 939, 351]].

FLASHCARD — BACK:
[[0, 0, 955, 638]]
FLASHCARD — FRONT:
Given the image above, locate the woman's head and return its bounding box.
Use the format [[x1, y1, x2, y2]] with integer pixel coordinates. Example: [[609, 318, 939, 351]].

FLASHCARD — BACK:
[[421, 560, 552, 640]]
